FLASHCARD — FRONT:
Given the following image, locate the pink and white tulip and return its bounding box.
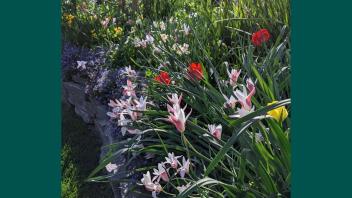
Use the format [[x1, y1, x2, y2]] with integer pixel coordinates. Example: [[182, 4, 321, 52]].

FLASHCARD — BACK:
[[141, 171, 163, 197], [165, 152, 181, 169], [152, 163, 169, 182], [167, 93, 183, 105], [208, 124, 222, 140], [178, 157, 190, 178], [223, 94, 237, 109], [122, 66, 137, 78], [122, 80, 136, 97], [167, 103, 191, 133], [232, 80, 256, 117], [234, 80, 255, 110], [227, 69, 241, 87]]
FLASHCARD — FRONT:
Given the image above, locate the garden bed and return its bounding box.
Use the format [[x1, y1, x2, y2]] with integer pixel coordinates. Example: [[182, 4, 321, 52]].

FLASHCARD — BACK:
[[62, 0, 291, 197]]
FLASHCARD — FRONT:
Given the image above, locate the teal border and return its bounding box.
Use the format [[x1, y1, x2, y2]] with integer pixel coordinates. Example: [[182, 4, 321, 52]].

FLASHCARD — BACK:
[[292, 0, 352, 197], [0, 1, 61, 197]]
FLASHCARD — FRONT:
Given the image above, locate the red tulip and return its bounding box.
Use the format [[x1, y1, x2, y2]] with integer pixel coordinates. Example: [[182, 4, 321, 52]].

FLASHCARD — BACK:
[[154, 71, 171, 85], [188, 62, 203, 80], [251, 29, 271, 46]]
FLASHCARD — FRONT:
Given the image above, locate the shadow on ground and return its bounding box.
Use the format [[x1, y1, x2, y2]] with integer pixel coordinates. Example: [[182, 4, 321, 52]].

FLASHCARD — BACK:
[[61, 102, 114, 198]]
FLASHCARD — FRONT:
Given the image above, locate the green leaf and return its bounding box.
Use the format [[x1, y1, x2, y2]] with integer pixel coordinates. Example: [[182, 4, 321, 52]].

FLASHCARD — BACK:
[[204, 121, 254, 176], [177, 177, 223, 198]]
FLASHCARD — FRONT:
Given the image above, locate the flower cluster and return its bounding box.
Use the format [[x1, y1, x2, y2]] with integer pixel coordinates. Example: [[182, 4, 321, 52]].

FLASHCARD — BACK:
[[134, 34, 155, 48], [172, 43, 190, 55], [141, 153, 191, 197], [107, 66, 149, 136], [223, 68, 256, 117]]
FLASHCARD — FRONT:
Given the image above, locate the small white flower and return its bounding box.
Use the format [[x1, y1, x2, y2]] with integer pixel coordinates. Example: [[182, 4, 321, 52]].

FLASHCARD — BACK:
[[178, 157, 190, 178], [164, 152, 181, 169], [160, 34, 169, 42], [105, 162, 118, 174], [134, 37, 147, 48], [106, 108, 119, 119], [183, 24, 190, 35], [179, 43, 190, 55], [173, 43, 190, 55], [134, 96, 148, 111], [136, 18, 142, 25], [177, 183, 191, 193], [141, 171, 163, 193], [122, 66, 137, 77], [77, 61, 87, 70], [152, 163, 169, 182], [101, 17, 110, 28], [159, 21, 166, 31], [117, 113, 131, 127], [127, 105, 139, 121], [145, 34, 155, 44]]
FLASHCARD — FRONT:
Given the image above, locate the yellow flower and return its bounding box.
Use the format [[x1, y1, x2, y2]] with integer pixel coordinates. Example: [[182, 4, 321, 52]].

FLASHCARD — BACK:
[[267, 101, 288, 122], [64, 14, 75, 27], [112, 27, 123, 38], [91, 30, 97, 38]]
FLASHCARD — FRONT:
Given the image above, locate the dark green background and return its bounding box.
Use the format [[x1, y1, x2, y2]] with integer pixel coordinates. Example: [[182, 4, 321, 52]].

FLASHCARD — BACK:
[[0, 0, 351, 197]]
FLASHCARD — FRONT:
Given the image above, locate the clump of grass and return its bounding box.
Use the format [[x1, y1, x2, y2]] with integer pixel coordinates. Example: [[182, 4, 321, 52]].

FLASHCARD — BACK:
[[61, 145, 79, 198]]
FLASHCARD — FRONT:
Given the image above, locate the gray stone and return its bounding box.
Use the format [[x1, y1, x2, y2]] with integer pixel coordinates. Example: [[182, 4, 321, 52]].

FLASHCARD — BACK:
[[63, 82, 86, 106], [62, 70, 141, 198], [74, 105, 92, 123]]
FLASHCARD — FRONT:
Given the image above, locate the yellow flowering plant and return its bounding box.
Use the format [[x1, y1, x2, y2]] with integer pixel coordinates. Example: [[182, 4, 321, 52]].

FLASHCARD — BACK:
[[267, 101, 289, 122], [64, 13, 75, 27]]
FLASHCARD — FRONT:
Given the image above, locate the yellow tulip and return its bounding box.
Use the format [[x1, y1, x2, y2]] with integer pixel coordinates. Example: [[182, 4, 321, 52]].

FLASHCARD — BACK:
[[267, 101, 288, 122]]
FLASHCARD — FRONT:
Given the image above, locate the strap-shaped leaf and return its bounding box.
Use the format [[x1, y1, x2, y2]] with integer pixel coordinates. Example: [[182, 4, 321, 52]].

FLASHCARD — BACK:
[[177, 177, 222, 198]]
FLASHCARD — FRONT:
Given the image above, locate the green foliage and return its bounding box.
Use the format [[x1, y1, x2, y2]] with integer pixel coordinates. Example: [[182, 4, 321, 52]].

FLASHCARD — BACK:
[[61, 145, 79, 198]]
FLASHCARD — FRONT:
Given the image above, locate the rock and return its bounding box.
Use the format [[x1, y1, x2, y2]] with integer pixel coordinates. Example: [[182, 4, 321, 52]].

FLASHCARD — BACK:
[[62, 68, 143, 198], [74, 105, 92, 123], [63, 82, 86, 106]]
